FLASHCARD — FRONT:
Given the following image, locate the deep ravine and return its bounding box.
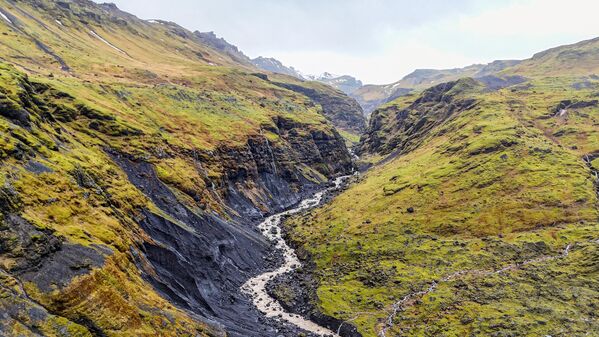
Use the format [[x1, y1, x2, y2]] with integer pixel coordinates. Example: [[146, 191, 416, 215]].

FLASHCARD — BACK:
[[241, 176, 351, 337]]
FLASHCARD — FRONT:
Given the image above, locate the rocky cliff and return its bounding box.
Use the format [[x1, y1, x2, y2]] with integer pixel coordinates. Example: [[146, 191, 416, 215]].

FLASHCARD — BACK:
[[270, 75, 367, 142]]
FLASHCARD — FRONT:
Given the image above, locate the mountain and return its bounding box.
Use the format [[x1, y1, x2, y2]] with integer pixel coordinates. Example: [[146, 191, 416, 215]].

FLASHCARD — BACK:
[[308, 73, 363, 95], [248, 61, 366, 140], [351, 60, 521, 116], [194, 30, 254, 66], [251, 58, 364, 97], [161, 30, 366, 139], [251, 56, 304, 78], [283, 37, 599, 337], [268, 73, 366, 142], [0, 1, 361, 336]]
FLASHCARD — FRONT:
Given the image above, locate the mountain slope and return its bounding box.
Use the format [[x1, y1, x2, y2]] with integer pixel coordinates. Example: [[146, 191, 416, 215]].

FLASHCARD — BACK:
[[186, 37, 367, 142], [267, 72, 366, 142], [0, 1, 358, 336], [252, 56, 304, 78], [284, 38, 599, 337], [351, 60, 521, 116]]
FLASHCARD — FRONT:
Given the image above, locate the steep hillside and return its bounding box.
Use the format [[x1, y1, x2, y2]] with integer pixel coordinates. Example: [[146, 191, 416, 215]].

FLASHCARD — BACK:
[[268, 73, 366, 143], [0, 1, 358, 336], [284, 38, 599, 337], [180, 39, 367, 142], [352, 60, 521, 116]]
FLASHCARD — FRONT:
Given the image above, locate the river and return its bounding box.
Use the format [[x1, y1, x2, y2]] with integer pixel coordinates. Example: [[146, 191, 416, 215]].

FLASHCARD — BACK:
[[241, 176, 350, 337]]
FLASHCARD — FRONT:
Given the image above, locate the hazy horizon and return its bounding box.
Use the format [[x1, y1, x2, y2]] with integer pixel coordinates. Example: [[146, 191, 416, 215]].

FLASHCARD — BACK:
[[97, 0, 599, 84]]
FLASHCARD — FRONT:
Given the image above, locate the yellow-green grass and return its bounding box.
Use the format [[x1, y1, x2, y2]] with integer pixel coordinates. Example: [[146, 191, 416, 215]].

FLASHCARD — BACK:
[[0, 0, 339, 333], [286, 76, 599, 336]]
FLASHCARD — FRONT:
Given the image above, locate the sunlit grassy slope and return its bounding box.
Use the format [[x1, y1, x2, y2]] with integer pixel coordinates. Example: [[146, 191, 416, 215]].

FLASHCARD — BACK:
[[286, 38, 599, 337]]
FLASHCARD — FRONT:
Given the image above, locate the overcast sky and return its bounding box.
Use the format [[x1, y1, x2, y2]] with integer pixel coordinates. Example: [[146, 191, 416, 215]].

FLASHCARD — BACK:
[[99, 0, 599, 84]]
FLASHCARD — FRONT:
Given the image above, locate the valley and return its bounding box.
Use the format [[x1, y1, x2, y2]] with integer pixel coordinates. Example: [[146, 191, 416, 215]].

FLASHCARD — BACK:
[[0, 1, 597, 337]]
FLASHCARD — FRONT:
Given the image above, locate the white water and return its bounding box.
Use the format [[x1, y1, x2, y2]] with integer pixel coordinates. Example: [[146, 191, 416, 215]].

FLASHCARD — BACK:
[[241, 176, 349, 337]]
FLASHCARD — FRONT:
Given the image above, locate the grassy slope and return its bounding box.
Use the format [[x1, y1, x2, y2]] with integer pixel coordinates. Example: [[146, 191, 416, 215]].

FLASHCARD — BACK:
[[0, 1, 348, 335], [286, 39, 599, 336]]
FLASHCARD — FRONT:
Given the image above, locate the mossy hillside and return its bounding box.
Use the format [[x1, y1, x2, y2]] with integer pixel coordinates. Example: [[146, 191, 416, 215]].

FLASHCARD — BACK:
[[41, 69, 330, 152], [0, 270, 93, 337], [0, 0, 240, 76], [0, 0, 353, 333], [286, 75, 599, 336], [0, 64, 220, 335], [388, 240, 598, 337], [0, 0, 348, 162], [507, 37, 599, 78]]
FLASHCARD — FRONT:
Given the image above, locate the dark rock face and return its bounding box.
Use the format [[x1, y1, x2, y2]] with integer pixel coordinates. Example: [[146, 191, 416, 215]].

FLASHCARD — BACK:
[[0, 189, 108, 293], [274, 82, 367, 136], [359, 79, 479, 157], [553, 99, 598, 113], [114, 156, 274, 336], [109, 118, 353, 336]]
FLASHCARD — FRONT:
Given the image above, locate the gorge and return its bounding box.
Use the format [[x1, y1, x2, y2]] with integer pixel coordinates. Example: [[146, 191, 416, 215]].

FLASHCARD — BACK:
[[0, 1, 598, 337]]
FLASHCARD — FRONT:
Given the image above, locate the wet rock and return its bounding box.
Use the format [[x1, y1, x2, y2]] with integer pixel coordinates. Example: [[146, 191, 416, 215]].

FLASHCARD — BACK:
[[112, 153, 350, 337]]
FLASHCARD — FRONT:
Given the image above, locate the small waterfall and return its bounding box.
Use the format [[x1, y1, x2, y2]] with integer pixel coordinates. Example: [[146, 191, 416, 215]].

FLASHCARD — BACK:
[[260, 129, 278, 175]]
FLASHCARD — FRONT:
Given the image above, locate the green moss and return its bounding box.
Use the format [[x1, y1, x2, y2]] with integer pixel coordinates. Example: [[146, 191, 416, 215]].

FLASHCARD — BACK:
[[337, 129, 361, 145], [286, 76, 599, 336]]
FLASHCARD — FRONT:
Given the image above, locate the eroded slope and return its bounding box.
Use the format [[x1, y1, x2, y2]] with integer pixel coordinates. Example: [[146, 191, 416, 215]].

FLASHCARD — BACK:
[[0, 1, 356, 336]]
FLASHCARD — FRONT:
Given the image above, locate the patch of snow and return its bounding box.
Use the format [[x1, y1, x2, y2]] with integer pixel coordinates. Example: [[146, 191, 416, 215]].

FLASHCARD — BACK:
[[0, 11, 12, 25], [89, 30, 126, 55], [147, 19, 163, 24], [55, 19, 63, 26], [208, 62, 216, 66]]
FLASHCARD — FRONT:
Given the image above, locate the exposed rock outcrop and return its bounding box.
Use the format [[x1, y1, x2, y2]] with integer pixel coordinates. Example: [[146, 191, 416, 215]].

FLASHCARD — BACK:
[[359, 79, 479, 156], [273, 81, 366, 137], [107, 114, 353, 336]]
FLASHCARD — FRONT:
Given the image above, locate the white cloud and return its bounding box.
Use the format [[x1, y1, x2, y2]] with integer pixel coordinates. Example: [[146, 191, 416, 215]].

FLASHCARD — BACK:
[[457, 0, 599, 38], [271, 39, 478, 85], [103, 0, 599, 84]]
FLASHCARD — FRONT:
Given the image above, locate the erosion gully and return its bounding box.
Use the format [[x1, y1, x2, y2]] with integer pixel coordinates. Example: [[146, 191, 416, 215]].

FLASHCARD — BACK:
[[242, 176, 351, 337]]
